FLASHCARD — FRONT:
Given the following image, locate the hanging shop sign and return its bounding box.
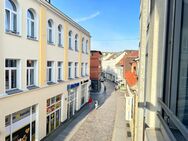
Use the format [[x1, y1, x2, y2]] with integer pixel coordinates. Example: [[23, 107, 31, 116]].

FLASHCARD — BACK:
[[67, 83, 79, 90], [81, 79, 89, 84]]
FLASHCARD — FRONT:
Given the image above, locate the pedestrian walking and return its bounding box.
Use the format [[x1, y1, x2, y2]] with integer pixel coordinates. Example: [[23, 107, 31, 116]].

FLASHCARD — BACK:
[[88, 97, 93, 109], [95, 100, 98, 109]]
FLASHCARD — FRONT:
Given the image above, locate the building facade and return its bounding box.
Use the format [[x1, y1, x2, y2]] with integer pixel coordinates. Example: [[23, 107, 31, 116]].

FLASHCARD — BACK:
[[135, 0, 188, 141], [90, 50, 102, 92], [102, 51, 126, 83], [0, 0, 91, 140]]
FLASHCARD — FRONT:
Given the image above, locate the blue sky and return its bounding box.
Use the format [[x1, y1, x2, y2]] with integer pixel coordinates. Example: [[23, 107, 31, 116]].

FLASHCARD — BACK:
[[52, 0, 139, 52]]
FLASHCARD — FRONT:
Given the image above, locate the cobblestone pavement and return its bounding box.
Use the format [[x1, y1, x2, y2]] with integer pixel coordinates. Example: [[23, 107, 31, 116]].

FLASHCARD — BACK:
[[69, 82, 117, 141], [44, 81, 130, 141]]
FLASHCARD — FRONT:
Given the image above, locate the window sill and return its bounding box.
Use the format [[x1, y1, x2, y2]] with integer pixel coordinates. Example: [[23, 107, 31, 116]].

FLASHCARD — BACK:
[[47, 82, 56, 85], [48, 42, 55, 46], [27, 36, 38, 41], [58, 44, 63, 48], [27, 85, 39, 90], [68, 78, 74, 80], [6, 89, 23, 95], [5, 31, 21, 37], [57, 80, 64, 83]]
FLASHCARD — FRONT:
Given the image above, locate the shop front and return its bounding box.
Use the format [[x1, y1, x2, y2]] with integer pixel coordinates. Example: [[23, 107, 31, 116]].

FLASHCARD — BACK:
[[46, 95, 61, 135], [81, 80, 89, 106], [5, 105, 37, 141], [67, 83, 79, 119]]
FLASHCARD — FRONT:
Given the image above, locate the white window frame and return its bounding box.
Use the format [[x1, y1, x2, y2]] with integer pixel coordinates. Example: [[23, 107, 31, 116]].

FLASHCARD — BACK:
[[75, 62, 78, 78], [75, 34, 78, 51], [57, 62, 63, 81], [27, 60, 36, 87], [27, 9, 36, 39], [47, 61, 54, 83], [68, 62, 72, 79], [5, 59, 18, 91], [86, 40, 88, 54], [81, 63, 84, 77], [5, 0, 19, 34], [58, 25, 63, 47], [82, 38, 85, 53], [47, 20, 54, 44], [85, 63, 88, 76], [69, 31, 72, 49]]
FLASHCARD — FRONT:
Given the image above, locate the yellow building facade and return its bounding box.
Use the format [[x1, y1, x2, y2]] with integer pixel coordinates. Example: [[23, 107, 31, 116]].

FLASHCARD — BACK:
[[0, 0, 91, 140]]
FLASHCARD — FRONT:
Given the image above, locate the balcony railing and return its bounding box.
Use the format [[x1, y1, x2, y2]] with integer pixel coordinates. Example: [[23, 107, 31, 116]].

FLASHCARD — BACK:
[[158, 98, 188, 141]]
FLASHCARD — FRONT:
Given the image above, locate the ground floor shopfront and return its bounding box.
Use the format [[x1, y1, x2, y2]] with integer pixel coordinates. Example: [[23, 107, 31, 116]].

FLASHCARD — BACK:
[[0, 78, 90, 141]]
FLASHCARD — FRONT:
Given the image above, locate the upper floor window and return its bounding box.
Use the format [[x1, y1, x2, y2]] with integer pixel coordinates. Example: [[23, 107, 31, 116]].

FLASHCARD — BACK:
[[85, 63, 88, 76], [81, 63, 84, 76], [57, 62, 63, 81], [47, 61, 54, 83], [5, 59, 18, 91], [75, 34, 78, 51], [69, 31, 72, 49], [27, 60, 36, 87], [68, 62, 72, 79], [82, 38, 85, 53], [27, 9, 36, 39], [5, 0, 19, 34], [75, 62, 78, 78], [47, 19, 54, 44], [86, 40, 88, 54], [58, 25, 63, 47]]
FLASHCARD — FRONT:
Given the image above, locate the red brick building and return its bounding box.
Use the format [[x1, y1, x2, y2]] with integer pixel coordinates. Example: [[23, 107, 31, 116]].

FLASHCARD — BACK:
[[90, 50, 102, 92]]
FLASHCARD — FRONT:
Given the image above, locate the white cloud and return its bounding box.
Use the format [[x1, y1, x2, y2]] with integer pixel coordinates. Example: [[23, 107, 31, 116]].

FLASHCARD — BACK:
[[75, 11, 100, 22]]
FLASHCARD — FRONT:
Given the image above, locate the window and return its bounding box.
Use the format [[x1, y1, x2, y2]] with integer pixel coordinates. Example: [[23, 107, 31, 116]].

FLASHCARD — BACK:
[[85, 63, 88, 76], [57, 62, 63, 81], [81, 63, 84, 76], [27, 60, 36, 87], [27, 9, 36, 39], [5, 59, 18, 91], [86, 40, 88, 54], [47, 19, 54, 44], [5, 0, 18, 34], [75, 34, 78, 51], [82, 38, 84, 53], [68, 62, 72, 79], [69, 31, 72, 49], [75, 62, 78, 78], [47, 61, 53, 83], [58, 25, 63, 47]]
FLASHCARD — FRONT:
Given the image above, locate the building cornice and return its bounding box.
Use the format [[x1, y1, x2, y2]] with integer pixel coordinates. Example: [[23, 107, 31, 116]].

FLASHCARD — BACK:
[[39, 0, 91, 38]]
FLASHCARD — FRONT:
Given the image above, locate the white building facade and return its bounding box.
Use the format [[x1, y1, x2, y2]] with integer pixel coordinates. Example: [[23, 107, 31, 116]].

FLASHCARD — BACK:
[[0, 0, 91, 140]]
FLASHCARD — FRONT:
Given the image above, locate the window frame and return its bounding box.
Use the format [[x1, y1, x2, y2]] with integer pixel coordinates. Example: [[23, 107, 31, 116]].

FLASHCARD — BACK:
[[47, 61, 54, 83], [75, 62, 78, 78], [27, 9, 37, 40], [58, 25, 63, 47], [57, 62, 63, 81], [26, 60, 36, 87], [69, 31, 72, 49], [68, 62, 72, 79], [47, 19, 54, 44], [5, 0, 19, 34], [5, 59, 18, 91]]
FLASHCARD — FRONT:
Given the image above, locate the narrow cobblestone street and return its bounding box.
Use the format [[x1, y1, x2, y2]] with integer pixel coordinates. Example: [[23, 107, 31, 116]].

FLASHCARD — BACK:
[[43, 81, 130, 141]]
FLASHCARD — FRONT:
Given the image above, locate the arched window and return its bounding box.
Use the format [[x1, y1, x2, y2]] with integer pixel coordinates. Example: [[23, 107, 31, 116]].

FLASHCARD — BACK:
[[5, 0, 18, 33], [58, 25, 63, 47], [82, 38, 85, 53], [75, 34, 78, 51], [27, 9, 36, 39], [47, 19, 54, 43], [69, 31, 72, 49], [86, 40, 88, 54]]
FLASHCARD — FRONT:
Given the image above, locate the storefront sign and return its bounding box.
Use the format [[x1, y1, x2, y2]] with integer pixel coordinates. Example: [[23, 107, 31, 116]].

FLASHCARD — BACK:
[[67, 83, 79, 90]]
